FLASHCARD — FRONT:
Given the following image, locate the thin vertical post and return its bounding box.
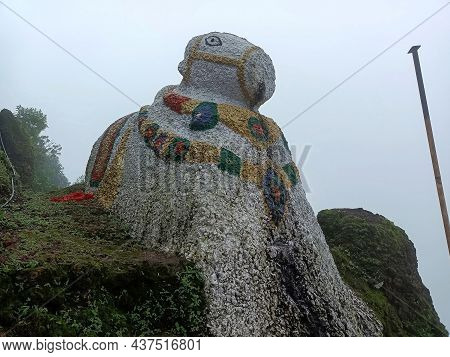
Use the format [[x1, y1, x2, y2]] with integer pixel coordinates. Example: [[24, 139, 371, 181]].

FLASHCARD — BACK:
[[408, 45, 450, 255]]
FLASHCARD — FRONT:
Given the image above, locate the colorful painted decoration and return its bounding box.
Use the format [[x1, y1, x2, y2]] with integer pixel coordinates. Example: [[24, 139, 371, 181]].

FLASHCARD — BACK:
[[190, 102, 219, 131], [247, 116, 269, 142], [282, 162, 299, 186], [163, 90, 282, 149], [152, 133, 170, 157], [167, 137, 191, 161], [90, 115, 129, 188], [137, 105, 151, 128], [185, 141, 220, 164], [263, 168, 287, 225], [163, 92, 191, 113], [142, 123, 160, 145], [138, 105, 150, 117], [218, 148, 241, 176], [97, 128, 132, 209], [138, 117, 298, 224]]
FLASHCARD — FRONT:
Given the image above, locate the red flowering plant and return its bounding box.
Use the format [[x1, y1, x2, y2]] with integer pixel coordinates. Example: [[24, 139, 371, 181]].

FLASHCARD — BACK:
[[50, 191, 94, 202]]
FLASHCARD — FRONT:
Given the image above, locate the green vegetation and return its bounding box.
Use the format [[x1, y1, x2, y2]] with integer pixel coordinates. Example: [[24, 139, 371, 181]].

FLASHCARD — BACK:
[[0, 107, 68, 192], [0, 106, 207, 337], [0, 185, 207, 337], [318, 208, 448, 337], [0, 151, 12, 202]]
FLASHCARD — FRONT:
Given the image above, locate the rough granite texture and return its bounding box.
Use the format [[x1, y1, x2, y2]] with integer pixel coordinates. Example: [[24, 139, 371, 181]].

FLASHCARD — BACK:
[[85, 32, 382, 336]]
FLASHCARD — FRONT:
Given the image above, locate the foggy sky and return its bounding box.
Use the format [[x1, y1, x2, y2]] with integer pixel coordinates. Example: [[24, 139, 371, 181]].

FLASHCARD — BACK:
[[1, 0, 449, 330]]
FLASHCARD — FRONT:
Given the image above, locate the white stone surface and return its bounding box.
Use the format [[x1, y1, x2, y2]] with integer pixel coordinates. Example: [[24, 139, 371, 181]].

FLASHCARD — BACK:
[[85, 32, 382, 336]]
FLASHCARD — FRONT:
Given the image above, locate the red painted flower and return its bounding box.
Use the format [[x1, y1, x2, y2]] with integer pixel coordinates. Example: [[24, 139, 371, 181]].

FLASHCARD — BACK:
[[163, 92, 190, 113], [271, 185, 281, 203], [252, 123, 264, 136], [247, 117, 269, 142], [174, 141, 186, 154], [154, 137, 166, 150], [144, 127, 155, 138], [91, 172, 102, 182]]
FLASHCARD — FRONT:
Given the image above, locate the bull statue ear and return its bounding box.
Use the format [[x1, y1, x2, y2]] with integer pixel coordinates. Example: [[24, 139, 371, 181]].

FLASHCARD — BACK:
[[178, 35, 202, 80], [243, 48, 276, 109]]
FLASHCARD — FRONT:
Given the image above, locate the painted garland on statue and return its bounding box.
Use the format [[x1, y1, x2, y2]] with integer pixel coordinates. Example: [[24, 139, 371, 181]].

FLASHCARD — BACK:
[[163, 91, 282, 149], [97, 128, 132, 209], [262, 168, 287, 225], [137, 110, 300, 225], [89, 114, 131, 188]]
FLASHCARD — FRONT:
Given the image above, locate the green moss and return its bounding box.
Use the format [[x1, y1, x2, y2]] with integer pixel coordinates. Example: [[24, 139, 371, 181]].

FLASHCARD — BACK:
[[318, 208, 448, 337], [0, 151, 12, 202], [0, 185, 207, 336]]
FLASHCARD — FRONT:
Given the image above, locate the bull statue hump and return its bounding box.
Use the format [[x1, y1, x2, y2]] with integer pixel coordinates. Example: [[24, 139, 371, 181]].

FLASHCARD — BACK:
[[85, 32, 382, 336]]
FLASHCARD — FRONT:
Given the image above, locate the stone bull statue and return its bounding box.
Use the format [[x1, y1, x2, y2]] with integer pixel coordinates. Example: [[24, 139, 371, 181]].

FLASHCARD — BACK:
[[85, 32, 381, 336]]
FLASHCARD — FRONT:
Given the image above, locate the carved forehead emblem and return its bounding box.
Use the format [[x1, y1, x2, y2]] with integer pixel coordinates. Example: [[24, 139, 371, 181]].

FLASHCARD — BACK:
[[205, 35, 222, 46]]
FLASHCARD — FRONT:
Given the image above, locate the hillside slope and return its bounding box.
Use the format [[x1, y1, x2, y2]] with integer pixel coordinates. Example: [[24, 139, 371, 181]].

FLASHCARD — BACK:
[[0, 185, 207, 337], [318, 208, 448, 336], [2, 183, 447, 336]]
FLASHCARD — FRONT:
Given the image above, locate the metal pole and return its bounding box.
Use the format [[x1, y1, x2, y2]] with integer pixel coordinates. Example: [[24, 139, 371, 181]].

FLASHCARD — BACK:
[[408, 45, 450, 255]]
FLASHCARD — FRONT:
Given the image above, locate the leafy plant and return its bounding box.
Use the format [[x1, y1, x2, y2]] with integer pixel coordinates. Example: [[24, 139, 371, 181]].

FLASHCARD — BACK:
[[0, 185, 207, 337], [0, 107, 69, 192]]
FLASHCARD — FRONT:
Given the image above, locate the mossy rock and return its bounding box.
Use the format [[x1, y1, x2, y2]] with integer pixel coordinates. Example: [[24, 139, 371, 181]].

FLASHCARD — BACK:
[[0, 185, 207, 336], [318, 208, 448, 337]]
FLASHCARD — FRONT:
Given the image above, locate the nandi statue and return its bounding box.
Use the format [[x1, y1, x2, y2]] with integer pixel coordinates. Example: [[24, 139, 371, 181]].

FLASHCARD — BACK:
[[85, 32, 381, 336]]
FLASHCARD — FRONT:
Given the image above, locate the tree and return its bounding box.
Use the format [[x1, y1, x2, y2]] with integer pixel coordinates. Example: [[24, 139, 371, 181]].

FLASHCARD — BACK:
[[14, 106, 48, 139], [0, 106, 69, 191], [0, 108, 34, 187]]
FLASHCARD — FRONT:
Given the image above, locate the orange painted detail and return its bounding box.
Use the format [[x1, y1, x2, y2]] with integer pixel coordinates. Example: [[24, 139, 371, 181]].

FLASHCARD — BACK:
[[163, 92, 191, 113], [90, 115, 129, 187]]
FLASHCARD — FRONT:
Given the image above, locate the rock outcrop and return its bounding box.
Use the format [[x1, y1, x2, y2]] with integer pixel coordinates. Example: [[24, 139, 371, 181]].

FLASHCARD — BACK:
[[85, 32, 381, 336], [318, 208, 448, 336]]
